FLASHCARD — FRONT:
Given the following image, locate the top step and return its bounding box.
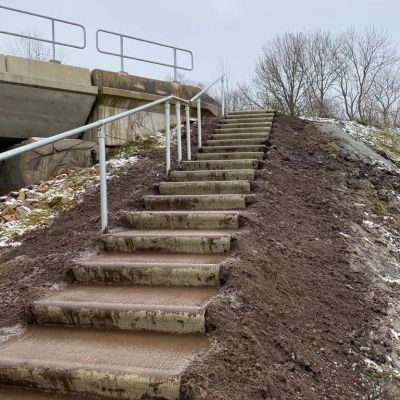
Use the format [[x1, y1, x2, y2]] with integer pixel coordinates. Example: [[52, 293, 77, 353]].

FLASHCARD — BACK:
[[228, 110, 274, 115]]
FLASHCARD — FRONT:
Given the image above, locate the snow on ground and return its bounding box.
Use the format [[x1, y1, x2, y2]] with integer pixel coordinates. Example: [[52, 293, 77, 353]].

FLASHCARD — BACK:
[[0, 137, 162, 248], [304, 117, 400, 165]]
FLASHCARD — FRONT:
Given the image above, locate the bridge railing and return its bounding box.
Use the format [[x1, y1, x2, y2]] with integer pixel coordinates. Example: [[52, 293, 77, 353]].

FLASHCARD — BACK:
[[96, 29, 194, 82], [0, 5, 86, 62]]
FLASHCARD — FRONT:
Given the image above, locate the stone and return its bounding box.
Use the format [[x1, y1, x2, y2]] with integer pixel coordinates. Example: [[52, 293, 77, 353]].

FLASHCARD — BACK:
[[0, 138, 98, 193], [15, 206, 31, 220]]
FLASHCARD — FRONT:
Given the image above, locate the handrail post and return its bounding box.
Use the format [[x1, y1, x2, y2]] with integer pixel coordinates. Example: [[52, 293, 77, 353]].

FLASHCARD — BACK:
[[165, 101, 171, 174], [97, 126, 108, 233], [221, 76, 225, 117], [185, 104, 191, 161], [120, 35, 124, 73], [173, 48, 178, 82], [196, 98, 202, 149], [176, 101, 182, 164], [51, 19, 56, 62]]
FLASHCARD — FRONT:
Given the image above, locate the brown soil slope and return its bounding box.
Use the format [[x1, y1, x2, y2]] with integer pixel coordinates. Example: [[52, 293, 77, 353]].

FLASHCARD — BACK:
[[1, 115, 399, 399], [183, 114, 400, 400]]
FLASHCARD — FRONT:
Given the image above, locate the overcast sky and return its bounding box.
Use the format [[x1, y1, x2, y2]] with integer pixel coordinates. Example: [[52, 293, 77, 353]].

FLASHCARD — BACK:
[[0, 0, 399, 84]]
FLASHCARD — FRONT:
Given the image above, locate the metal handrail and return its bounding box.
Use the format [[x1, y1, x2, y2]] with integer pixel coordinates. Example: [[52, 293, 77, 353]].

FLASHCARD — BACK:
[[0, 95, 190, 233], [96, 29, 194, 81], [0, 5, 86, 62], [190, 74, 226, 149]]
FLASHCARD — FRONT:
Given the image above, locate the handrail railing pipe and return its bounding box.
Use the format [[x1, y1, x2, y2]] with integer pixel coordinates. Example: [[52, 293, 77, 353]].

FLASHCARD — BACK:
[[165, 101, 171, 174], [196, 98, 202, 149], [185, 105, 192, 161], [175, 101, 182, 163], [190, 74, 226, 149], [0, 5, 86, 62], [0, 94, 190, 233], [96, 29, 194, 80]]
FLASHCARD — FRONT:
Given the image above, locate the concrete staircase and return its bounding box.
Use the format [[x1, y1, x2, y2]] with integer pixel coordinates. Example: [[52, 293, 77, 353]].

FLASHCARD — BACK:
[[0, 110, 274, 400]]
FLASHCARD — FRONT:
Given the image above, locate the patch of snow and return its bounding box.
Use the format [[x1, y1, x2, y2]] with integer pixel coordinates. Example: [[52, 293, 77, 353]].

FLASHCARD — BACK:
[[0, 324, 25, 344]]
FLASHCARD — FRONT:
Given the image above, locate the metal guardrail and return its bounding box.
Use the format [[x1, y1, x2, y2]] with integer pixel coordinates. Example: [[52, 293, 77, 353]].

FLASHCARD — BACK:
[[0, 5, 86, 62], [96, 29, 194, 81], [190, 75, 226, 149], [0, 95, 190, 233]]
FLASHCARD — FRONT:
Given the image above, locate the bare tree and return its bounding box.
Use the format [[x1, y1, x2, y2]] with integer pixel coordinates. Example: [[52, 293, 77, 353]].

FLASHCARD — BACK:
[[254, 32, 308, 116], [372, 66, 400, 126], [6, 29, 67, 62], [304, 31, 340, 117], [337, 27, 399, 123]]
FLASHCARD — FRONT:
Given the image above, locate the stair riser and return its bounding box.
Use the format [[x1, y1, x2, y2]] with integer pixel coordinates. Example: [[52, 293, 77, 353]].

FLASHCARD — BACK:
[[0, 368, 180, 400], [159, 182, 250, 195], [197, 152, 264, 161], [145, 196, 246, 211], [171, 170, 256, 181], [201, 146, 266, 153], [223, 118, 273, 124], [73, 264, 220, 287], [227, 111, 274, 116], [32, 305, 205, 334], [206, 139, 267, 146], [102, 236, 231, 254], [181, 160, 259, 170], [220, 123, 272, 129], [127, 212, 240, 229], [211, 133, 269, 140], [216, 127, 271, 134]]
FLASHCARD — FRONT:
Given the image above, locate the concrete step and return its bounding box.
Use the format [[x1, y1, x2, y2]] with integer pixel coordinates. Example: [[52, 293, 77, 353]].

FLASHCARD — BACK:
[[197, 152, 264, 161], [0, 387, 86, 400], [220, 122, 272, 129], [103, 230, 233, 254], [228, 110, 274, 116], [73, 253, 224, 287], [180, 159, 259, 171], [32, 284, 217, 334], [211, 133, 269, 140], [0, 326, 208, 399], [170, 169, 255, 182], [223, 117, 273, 124], [145, 194, 246, 211], [206, 138, 267, 146], [126, 210, 241, 229], [158, 181, 251, 195], [216, 126, 271, 134], [200, 145, 266, 153]]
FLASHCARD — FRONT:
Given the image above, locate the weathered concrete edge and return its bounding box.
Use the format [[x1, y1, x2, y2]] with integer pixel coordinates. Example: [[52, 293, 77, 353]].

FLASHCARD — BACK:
[[99, 87, 220, 116], [0, 72, 98, 96]]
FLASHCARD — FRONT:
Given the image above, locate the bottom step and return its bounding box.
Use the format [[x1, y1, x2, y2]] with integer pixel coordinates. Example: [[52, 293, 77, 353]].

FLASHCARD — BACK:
[[0, 327, 208, 400], [0, 387, 86, 399]]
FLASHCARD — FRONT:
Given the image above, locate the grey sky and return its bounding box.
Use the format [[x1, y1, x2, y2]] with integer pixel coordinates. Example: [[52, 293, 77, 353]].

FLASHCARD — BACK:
[[0, 0, 399, 84]]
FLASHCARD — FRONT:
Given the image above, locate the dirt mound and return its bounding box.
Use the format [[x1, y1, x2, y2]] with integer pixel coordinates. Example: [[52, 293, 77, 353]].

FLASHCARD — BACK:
[[182, 114, 400, 399]]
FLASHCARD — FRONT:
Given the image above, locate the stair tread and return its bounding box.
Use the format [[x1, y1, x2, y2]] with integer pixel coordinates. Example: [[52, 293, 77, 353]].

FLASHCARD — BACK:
[[77, 252, 226, 266], [34, 284, 217, 313], [171, 168, 255, 174], [0, 387, 82, 400], [127, 210, 241, 215], [0, 326, 208, 378], [106, 229, 235, 238]]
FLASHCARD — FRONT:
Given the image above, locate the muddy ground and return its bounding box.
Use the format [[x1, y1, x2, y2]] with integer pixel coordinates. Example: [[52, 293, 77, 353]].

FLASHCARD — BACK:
[[1, 115, 400, 399], [182, 114, 400, 400]]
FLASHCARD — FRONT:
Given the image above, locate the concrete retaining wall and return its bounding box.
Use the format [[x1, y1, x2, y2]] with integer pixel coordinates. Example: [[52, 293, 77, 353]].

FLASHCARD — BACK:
[[88, 70, 219, 146], [0, 56, 98, 144]]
